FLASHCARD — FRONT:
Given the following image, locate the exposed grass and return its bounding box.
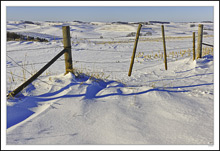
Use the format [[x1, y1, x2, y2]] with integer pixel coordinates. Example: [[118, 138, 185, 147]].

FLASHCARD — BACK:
[[74, 66, 110, 83], [93, 35, 214, 45], [202, 47, 214, 57], [139, 35, 213, 42], [135, 47, 213, 63]]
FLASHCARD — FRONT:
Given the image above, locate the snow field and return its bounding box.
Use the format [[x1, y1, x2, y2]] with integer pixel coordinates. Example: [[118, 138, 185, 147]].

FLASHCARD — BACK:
[[6, 21, 214, 145]]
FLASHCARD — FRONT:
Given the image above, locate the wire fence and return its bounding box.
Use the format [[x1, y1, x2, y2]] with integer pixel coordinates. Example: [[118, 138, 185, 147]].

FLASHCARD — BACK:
[[6, 22, 214, 98], [6, 45, 200, 71], [6, 33, 214, 95], [6, 45, 202, 70]]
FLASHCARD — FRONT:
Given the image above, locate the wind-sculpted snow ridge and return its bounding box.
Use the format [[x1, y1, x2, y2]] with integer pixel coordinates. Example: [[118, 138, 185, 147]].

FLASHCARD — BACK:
[[7, 55, 214, 145]]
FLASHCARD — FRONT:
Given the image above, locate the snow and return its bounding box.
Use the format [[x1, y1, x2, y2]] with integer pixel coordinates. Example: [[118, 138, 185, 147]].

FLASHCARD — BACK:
[[4, 21, 217, 147]]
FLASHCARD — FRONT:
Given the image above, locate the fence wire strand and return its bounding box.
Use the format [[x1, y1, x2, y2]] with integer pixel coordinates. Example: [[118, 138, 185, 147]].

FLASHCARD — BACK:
[[7, 71, 63, 87], [7, 59, 65, 68], [7, 71, 26, 79], [6, 54, 58, 86], [7, 45, 63, 53]]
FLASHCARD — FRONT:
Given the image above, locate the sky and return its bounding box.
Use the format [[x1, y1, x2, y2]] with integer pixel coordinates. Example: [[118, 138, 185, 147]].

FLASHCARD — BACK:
[[6, 6, 214, 22]]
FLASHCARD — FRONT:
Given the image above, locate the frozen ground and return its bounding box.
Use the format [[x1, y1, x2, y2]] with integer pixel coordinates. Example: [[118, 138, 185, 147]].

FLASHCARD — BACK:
[[5, 21, 216, 145]]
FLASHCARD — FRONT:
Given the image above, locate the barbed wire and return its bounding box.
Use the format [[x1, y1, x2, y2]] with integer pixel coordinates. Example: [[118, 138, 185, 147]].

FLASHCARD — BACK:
[[7, 54, 34, 76], [99, 70, 128, 73], [71, 45, 193, 54], [7, 45, 63, 52], [75, 70, 128, 73], [6, 54, 59, 86], [7, 71, 63, 87], [71, 48, 133, 53], [73, 60, 130, 64], [134, 64, 160, 71], [7, 59, 131, 69], [6, 45, 193, 55], [6, 46, 193, 69], [7, 59, 65, 68], [7, 61, 47, 68], [6, 40, 201, 87], [141, 46, 213, 54], [7, 71, 26, 79]]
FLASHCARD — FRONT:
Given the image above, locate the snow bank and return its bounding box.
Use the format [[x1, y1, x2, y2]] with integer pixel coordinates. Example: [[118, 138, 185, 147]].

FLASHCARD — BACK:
[[7, 55, 214, 144]]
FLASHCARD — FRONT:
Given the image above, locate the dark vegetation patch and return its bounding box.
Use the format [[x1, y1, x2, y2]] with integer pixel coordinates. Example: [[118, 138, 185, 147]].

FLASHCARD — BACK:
[[23, 21, 35, 24], [7, 32, 49, 42], [126, 32, 152, 37]]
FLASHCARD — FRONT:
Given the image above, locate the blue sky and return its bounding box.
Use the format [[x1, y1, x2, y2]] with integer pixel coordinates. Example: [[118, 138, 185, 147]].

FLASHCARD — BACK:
[[7, 6, 213, 22]]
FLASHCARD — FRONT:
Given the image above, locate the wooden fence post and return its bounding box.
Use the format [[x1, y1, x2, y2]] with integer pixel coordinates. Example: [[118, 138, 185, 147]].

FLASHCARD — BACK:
[[196, 24, 203, 59], [193, 32, 196, 60], [7, 26, 74, 98], [62, 26, 73, 74], [161, 25, 167, 70], [128, 24, 142, 76], [7, 49, 67, 98]]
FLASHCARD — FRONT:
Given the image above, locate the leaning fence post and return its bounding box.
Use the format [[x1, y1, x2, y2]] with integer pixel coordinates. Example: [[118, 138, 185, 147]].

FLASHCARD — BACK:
[[62, 26, 73, 74], [7, 49, 67, 98], [161, 25, 167, 70], [193, 32, 196, 60], [128, 24, 142, 76], [197, 24, 203, 59]]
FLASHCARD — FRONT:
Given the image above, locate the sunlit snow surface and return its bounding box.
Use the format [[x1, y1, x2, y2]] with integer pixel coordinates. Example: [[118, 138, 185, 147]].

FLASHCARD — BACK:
[[6, 21, 214, 145]]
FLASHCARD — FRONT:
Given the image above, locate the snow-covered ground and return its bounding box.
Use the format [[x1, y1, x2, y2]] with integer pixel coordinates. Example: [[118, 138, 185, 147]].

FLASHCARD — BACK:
[[4, 21, 217, 146]]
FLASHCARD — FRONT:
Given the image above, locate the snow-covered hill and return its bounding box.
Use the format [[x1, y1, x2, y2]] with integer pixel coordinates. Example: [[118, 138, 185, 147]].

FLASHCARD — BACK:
[[6, 21, 215, 145]]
